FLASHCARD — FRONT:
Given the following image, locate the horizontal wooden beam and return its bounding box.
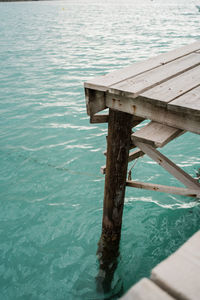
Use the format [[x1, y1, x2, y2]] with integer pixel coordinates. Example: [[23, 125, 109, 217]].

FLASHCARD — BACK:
[[126, 180, 200, 197], [90, 114, 109, 123], [106, 93, 200, 135], [128, 149, 145, 162], [131, 116, 145, 128], [90, 113, 144, 126]]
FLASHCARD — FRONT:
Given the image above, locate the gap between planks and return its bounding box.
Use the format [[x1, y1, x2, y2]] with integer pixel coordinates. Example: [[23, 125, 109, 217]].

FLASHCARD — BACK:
[[109, 53, 200, 100], [84, 41, 200, 91]]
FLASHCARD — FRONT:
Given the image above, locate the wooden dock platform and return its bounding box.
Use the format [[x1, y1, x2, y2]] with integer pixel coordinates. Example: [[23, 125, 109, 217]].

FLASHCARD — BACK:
[[121, 230, 200, 300], [85, 41, 200, 136], [84, 42, 200, 292], [85, 41, 200, 202]]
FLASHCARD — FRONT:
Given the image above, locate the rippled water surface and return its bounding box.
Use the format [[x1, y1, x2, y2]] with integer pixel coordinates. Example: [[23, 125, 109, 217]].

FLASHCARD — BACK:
[[0, 0, 200, 299]]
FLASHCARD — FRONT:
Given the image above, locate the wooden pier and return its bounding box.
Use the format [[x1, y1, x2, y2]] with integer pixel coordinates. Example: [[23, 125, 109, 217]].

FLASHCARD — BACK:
[[84, 41, 200, 292]]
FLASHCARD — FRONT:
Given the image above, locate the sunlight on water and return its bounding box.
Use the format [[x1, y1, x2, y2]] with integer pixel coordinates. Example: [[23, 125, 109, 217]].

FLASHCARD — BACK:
[[0, 0, 200, 299]]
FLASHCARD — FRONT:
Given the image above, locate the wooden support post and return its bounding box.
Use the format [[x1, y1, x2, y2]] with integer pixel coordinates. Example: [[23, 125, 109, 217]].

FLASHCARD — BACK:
[[96, 109, 132, 293], [101, 108, 133, 240]]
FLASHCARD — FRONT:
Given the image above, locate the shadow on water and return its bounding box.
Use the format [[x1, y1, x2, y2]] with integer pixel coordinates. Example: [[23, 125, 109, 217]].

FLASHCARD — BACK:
[[96, 234, 124, 299]]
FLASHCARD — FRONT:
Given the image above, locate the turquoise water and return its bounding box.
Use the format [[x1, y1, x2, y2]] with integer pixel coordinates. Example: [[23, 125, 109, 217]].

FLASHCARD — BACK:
[[0, 0, 200, 299]]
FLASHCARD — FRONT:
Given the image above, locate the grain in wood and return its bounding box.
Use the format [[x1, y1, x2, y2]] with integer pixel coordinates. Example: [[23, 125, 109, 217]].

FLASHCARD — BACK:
[[84, 41, 200, 91], [132, 121, 184, 148], [141, 64, 200, 104], [101, 109, 132, 239], [168, 85, 200, 116], [85, 88, 106, 116], [110, 53, 200, 98], [106, 93, 200, 134]]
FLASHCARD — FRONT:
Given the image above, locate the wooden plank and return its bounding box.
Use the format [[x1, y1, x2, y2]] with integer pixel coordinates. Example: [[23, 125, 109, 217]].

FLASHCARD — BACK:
[[90, 114, 109, 123], [132, 116, 145, 122], [85, 88, 106, 116], [128, 149, 145, 162], [121, 278, 175, 300], [106, 93, 200, 134], [132, 121, 184, 148], [151, 231, 200, 300], [109, 53, 200, 97], [84, 42, 200, 91], [141, 65, 200, 104], [126, 180, 200, 197], [168, 85, 200, 116], [131, 117, 145, 128], [134, 141, 200, 190]]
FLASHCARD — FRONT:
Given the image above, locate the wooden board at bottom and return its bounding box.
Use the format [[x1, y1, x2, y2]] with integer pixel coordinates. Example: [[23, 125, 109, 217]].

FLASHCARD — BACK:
[[121, 278, 175, 300], [151, 231, 200, 300]]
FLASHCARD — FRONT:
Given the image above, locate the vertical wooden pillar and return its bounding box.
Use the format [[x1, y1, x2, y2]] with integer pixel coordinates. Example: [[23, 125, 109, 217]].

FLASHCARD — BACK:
[[96, 109, 132, 294], [102, 108, 133, 241]]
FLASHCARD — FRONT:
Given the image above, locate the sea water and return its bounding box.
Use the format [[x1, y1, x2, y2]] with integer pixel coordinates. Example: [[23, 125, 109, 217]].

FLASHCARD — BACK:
[[0, 0, 200, 299]]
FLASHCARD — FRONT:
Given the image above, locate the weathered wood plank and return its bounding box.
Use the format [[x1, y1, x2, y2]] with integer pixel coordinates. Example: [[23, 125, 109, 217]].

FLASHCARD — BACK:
[[121, 278, 175, 300], [126, 180, 200, 197], [132, 121, 184, 148], [90, 114, 109, 123], [97, 109, 133, 294], [128, 148, 145, 162], [151, 231, 200, 300], [131, 117, 145, 128], [141, 65, 200, 104], [110, 53, 200, 97], [168, 85, 200, 116], [134, 141, 200, 189], [101, 109, 132, 239], [85, 88, 106, 116], [106, 93, 200, 134], [84, 42, 200, 91]]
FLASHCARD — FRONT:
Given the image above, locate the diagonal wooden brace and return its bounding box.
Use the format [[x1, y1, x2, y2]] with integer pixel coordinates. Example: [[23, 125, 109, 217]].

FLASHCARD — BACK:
[[133, 141, 200, 190]]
